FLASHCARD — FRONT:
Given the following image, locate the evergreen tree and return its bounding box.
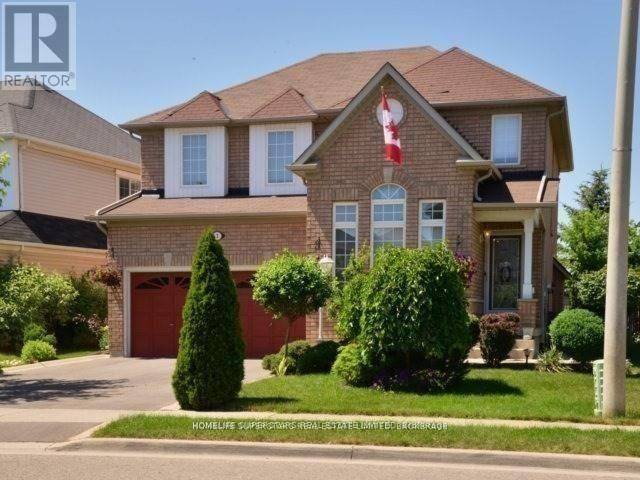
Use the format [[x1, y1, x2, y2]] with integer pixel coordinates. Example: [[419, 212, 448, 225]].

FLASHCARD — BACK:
[[172, 230, 244, 410]]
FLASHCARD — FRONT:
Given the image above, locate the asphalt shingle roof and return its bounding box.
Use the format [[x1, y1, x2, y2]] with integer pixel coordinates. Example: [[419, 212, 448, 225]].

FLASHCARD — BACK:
[[0, 83, 140, 163]]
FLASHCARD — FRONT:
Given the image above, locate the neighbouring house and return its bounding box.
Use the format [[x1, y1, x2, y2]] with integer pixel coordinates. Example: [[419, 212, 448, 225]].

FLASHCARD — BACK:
[[92, 46, 573, 359], [0, 83, 141, 273]]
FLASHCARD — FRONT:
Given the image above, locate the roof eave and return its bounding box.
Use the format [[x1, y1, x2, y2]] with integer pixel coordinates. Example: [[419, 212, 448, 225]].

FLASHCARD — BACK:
[[90, 210, 307, 222]]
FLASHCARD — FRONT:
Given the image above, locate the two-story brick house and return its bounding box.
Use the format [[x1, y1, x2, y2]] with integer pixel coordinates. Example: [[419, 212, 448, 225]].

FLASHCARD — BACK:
[[92, 46, 572, 359]]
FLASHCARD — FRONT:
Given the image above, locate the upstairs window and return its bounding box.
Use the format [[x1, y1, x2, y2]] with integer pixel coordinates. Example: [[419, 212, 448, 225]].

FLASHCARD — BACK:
[[267, 130, 294, 184], [371, 184, 406, 259], [182, 134, 207, 186], [419, 200, 446, 246], [491, 114, 521, 165], [333, 203, 358, 278], [118, 177, 140, 199]]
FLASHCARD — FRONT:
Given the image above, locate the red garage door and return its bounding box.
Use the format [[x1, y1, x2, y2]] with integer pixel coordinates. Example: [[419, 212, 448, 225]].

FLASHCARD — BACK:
[[130, 271, 305, 358]]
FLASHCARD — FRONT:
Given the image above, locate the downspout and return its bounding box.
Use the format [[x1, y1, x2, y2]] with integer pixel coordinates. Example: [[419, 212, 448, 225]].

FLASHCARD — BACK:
[[474, 168, 494, 202]]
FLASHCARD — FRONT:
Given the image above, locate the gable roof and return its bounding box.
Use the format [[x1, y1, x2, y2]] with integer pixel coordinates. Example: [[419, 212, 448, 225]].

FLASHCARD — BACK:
[[125, 91, 229, 126], [0, 83, 140, 164], [249, 88, 316, 120], [291, 62, 485, 170]]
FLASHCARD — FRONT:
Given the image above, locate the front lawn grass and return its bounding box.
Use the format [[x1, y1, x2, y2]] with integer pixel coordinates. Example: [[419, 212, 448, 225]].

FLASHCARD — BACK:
[[0, 348, 99, 367], [232, 368, 640, 424], [94, 414, 640, 457]]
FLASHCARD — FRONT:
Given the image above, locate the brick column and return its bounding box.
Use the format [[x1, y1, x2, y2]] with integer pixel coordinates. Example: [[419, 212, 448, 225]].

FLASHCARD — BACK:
[[517, 298, 540, 339]]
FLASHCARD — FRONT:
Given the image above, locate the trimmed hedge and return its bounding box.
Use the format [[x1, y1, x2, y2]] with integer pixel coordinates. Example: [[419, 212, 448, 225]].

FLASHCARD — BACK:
[[172, 230, 245, 410], [479, 312, 520, 367], [549, 309, 604, 365]]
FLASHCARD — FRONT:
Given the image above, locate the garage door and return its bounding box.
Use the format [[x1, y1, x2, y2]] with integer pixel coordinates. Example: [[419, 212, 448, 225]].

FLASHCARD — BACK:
[[130, 271, 305, 358]]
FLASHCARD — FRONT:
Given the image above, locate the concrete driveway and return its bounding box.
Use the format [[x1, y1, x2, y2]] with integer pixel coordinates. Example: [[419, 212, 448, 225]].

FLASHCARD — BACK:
[[0, 356, 270, 442]]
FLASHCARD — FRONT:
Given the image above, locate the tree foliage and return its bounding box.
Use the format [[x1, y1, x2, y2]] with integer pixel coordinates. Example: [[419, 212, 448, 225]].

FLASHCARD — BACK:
[[564, 167, 610, 215], [0, 265, 76, 349], [172, 230, 244, 410], [358, 245, 472, 363], [252, 250, 332, 368]]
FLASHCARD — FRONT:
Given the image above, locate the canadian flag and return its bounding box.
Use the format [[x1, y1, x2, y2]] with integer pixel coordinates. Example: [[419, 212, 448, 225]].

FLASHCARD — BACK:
[[381, 89, 402, 165]]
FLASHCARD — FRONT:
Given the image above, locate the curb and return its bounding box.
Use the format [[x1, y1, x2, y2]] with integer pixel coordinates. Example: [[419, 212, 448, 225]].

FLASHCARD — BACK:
[[2, 353, 108, 373], [51, 438, 640, 474]]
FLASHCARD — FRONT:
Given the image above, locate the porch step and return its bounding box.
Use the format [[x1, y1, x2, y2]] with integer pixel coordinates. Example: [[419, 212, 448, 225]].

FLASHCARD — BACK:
[[469, 339, 537, 362]]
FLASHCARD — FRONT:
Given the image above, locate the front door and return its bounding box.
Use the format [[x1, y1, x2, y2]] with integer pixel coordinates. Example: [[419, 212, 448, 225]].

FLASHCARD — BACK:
[[489, 236, 521, 310]]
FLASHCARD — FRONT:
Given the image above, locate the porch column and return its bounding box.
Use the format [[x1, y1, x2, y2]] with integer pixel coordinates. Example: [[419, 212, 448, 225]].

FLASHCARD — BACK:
[[522, 218, 534, 299]]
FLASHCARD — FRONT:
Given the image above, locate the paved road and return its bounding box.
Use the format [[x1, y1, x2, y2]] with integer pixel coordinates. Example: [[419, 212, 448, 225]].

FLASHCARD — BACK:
[[0, 356, 269, 441], [1, 441, 638, 480]]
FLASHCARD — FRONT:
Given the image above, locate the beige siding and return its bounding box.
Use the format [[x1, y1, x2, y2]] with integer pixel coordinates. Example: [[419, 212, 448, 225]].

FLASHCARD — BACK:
[[0, 242, 105, 273], [21, 147, 117, 219]]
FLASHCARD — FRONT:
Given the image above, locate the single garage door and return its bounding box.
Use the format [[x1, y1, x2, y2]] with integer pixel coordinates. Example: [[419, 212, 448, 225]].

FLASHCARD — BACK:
[[131, 271, 305, 358]]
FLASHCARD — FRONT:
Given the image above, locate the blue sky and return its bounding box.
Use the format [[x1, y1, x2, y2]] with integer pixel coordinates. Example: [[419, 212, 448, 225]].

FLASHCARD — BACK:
[[66, 0, 637, 221]]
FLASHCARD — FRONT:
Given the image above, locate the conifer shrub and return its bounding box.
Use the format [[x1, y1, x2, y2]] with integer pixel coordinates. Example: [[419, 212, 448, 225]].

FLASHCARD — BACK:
[[172, 230, 245, 410]]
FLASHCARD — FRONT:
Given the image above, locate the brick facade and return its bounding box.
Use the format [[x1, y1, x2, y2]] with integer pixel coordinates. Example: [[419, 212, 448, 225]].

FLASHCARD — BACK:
[[116, 79, 559, 355], [140, 129, 164, 190], [106, 217, 305, 355]]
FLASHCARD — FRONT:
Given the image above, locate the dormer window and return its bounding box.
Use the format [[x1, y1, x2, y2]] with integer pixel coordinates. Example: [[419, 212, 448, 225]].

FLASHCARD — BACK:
[[182, 134, 207, 186], [267, 130, 294, 184], [491, 114, 521, 165]]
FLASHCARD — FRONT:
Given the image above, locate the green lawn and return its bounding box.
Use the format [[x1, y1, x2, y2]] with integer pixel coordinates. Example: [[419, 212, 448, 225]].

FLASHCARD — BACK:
[[94, 414, 640, 457], [0, 348, 100, 367], [231, 368, 640, 424]]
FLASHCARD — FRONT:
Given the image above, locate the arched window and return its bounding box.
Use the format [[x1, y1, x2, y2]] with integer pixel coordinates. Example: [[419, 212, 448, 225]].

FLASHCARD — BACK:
[[371, 184, 406, 259]]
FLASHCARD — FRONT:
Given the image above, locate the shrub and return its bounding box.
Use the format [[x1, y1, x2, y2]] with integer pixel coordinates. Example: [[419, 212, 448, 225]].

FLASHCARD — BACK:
[[98, 325, 109, 352], [252, 250, 332, 370], [0, 265, 76, 350], [20, 340, 56, 363], [172, 230, 245, 410], [331, 343, 374, 387], [330, 247, 370, 342], [359, 245, 472, 364], [297, 340, 340, 374], [549, 309, 604, 365], [261, 353, 280, 372], [479, 312, 520, 367], [260, 340, 339, 375], [536, 347, 569, 373]]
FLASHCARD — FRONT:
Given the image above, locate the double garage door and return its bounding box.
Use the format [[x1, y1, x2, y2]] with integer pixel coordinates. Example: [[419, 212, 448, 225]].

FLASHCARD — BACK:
[[131, 271, 305, 358]]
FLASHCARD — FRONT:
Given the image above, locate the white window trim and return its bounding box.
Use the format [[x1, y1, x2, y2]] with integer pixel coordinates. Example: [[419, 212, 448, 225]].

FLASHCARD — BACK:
[[418, 199, 446, 247], [265, 127, 295, 186], [180, 132, 209, 188], [491, 113, 522, 166], [115, 169, 140, 199], [370, 184, 406, 263], [333, 202, 359, 276]]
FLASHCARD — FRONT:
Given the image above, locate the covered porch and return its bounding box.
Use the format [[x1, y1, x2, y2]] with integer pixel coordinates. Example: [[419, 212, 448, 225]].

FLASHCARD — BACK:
[[473, 204, 554, 355]]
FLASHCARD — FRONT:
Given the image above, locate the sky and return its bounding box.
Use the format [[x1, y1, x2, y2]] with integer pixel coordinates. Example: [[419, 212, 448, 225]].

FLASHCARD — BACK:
[[64, 0, 637, 221]]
